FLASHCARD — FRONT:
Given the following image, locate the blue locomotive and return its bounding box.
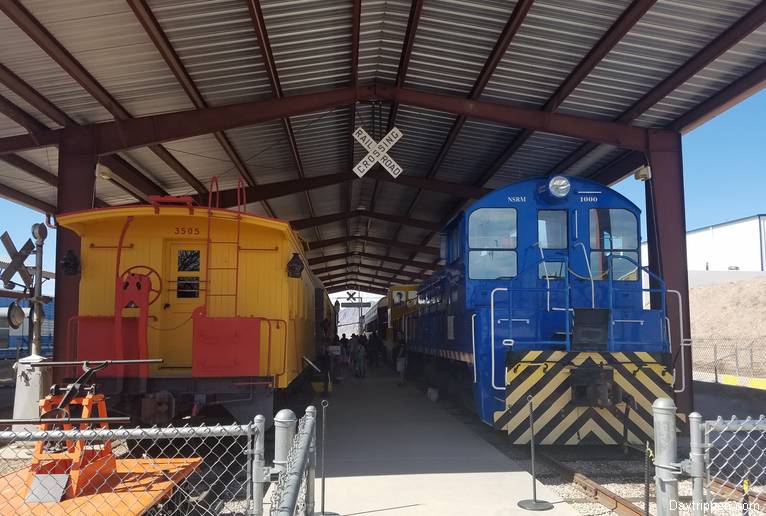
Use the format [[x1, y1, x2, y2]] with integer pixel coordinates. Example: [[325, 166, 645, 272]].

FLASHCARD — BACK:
[[406, 175, 676, 445]]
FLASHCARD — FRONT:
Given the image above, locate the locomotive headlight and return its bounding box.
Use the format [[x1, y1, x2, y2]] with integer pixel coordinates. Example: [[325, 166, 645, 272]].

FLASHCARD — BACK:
[[548, 175, 571, 198]]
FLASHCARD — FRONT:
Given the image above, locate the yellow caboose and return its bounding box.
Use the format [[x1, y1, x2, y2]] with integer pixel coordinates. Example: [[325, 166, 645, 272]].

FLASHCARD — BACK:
[[57, 193, 333, 424]]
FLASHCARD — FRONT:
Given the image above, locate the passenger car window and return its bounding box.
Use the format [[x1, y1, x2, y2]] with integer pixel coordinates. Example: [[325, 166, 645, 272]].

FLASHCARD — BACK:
[[468, 208, 517, 249], [538, 210, 567, 249]]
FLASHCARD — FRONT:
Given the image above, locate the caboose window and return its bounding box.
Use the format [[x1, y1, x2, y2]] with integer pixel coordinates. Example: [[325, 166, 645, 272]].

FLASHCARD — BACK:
[[178, 250, 200, 272], [589, 209, 639, 281], [177, 276, 200, 298], [468, 208, 517, 249], [538, 210, 567, 249]]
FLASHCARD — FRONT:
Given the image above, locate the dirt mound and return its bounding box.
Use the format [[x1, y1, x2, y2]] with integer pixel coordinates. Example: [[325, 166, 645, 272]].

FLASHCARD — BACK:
[[690, 276, 766, 338]]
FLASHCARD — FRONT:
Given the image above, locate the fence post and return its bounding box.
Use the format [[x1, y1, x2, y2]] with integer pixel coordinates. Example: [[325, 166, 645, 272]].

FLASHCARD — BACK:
[[688, 412, 705, 516], [653, 397, 679, 516], [306, 406, 317, 515], [274, 409, 297, 474], [713, 341, 718, 383], [253, 414, 266, 516]]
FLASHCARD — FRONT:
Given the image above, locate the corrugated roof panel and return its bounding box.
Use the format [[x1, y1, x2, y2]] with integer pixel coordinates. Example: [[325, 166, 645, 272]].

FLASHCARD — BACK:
[[482, 0, 632, 108], [225, 120, 298, 185], [0, 12, 111, 124], [260, 0, 353, 95], [406, 0, 513, 96], [488, 131, 583, 188], [155, 134, 246, 192], [266, 193, 310, 222], [308, 183, 343, 216], [0, 159, 56, 206], [358, 0, 410, 84], [409, 189, 455, 221], [636, 26, 766, 127], [95, 176, 138, 206], [150, 0, 274, 106], [436, 119, 520, 184], [291, 105, 353, 177], [557, 0, 760, 122], [22, 0, 194, 117], [387, 105, 456, 177]]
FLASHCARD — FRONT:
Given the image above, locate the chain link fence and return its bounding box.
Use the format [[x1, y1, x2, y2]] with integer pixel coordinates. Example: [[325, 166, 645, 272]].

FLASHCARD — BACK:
[[269, 407, 316, 516], [693, 337, 766, 387], [705, 415, 766, 512], [0, 423, 259, 515]]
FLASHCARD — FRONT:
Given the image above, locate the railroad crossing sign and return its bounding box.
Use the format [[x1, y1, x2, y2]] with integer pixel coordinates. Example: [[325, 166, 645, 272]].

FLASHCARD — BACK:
[[0, 231, 34, 289], [341, 290, 371, 308], [352, 126, 403, 178]]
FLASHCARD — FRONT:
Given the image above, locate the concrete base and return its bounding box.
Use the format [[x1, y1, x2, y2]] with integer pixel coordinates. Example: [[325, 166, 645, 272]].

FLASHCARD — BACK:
[[314, 371, 577, 516], [12, 354, 51, 432]]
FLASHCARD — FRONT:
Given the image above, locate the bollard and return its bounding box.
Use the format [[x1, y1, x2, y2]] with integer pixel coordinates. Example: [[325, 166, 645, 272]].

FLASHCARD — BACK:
[[653, 398, 679, 516], [316, 399, 339, 516], [252, 415, 266, 516], [274, 409, 297, 474], [645, 441, 652, 516], [518, 396, 553, 511], [688, 413, 705, 516], [306, 406, 317, 515]]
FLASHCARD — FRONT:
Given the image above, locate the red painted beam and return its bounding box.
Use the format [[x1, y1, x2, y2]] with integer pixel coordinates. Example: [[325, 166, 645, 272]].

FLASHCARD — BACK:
[[311, 262, 428, 281], [0, 94, 49, 134], [377, 85, 655, 151], [291, 209, 441, 232], [326, 284, 388, 296], [387, 0, 424, 127], [308, 251, 439, 271], [554, 1, 766, 173], [0, 154, 56, 187], [309, 235, 439, 255]]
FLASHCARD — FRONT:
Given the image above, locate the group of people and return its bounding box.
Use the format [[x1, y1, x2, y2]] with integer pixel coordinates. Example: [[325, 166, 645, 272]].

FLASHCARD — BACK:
[[337, 331, 384, 378]]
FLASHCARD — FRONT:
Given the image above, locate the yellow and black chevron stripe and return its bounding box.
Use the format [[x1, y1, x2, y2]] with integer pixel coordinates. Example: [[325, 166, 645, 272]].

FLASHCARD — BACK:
[[493, 351, 684, 445]]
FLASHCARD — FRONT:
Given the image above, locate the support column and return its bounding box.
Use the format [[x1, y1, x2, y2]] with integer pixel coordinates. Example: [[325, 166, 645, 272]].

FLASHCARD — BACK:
[[645, 131, 693, 413], [54, 139, 97, 366]]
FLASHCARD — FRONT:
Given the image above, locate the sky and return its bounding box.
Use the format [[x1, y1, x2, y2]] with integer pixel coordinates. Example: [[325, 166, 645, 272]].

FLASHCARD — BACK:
[[1, 89, 765, 298]]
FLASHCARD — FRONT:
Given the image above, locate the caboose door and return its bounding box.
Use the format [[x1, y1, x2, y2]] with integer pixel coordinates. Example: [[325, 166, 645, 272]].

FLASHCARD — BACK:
[[159, 241, 206, 370]]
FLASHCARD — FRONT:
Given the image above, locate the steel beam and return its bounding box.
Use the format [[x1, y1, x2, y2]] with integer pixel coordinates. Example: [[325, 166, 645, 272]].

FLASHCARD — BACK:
[[377, 85, 655, 151], [291, 210, 441, 232], [0, 93, 49, 134], [0, 0, 198, 194], [311, 262, 427, 281], [0, 153, 56, 187], [309, 235, 439, 255], [325, 278, 391, 290], [387, 0, 424, 128], [327, 284, 388, 296], [54, 139, 97, 365], [319, 271, 400, 284], [644, 132, 692, 413], [308, 251, 438, 271], [589, 151, 647, 186], [554, 1, 766, 173]]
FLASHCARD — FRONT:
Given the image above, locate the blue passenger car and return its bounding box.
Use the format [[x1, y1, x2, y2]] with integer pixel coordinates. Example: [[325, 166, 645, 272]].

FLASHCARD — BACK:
[[407, 176, 677, 445]]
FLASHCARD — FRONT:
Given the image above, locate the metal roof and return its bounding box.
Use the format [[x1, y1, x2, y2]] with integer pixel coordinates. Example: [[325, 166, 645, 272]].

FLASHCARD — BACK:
[[0, 0, 765, 294]]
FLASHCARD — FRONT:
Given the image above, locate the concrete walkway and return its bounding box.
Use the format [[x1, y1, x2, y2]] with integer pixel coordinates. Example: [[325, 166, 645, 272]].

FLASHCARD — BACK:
[[314, 370, 577, 516]]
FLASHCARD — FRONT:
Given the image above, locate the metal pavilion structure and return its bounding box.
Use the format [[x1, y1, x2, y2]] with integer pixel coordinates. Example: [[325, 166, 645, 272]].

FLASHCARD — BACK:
[[0, 0, 765, 411]]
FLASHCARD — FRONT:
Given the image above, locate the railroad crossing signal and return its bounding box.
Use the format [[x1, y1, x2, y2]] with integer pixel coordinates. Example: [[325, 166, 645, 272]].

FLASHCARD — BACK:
[[346, 291, 356, 301], [342, 291, 370, 308], [0, 231, 34, 289], [352, 126, 403, 178]]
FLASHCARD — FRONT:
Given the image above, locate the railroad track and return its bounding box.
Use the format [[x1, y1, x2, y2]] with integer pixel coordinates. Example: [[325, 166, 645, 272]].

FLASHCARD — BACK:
[[539, 451, 645, 516]]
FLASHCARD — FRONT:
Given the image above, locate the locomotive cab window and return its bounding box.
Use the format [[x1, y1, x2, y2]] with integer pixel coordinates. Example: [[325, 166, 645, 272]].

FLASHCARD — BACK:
[[468, 208, 517, 279], [539, 261, 566, 280], [538, 210, 567, 249], [588, 209, 639, 281]]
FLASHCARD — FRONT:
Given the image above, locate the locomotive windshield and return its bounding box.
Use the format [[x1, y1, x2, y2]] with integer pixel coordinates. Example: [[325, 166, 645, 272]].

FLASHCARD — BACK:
[[468, 208, 517, 279], [537, 210, 567, 249], [589, 208, 639, 280]]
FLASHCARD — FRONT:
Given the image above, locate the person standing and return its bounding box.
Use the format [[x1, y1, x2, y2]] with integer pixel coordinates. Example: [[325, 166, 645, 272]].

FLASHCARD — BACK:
[[396, 341, 407, 386]]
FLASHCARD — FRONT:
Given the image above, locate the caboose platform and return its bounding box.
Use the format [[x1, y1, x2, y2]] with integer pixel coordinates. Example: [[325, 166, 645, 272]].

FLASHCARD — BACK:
[[315, 371, 577, 515]]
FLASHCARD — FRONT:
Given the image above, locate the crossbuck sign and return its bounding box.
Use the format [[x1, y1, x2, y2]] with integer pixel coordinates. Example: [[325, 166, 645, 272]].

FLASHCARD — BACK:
[[352, 126, 403, 178]]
